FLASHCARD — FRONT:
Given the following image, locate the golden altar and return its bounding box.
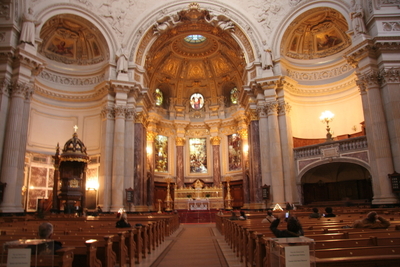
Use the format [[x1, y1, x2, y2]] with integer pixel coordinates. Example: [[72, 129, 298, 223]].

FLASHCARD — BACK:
[[174, 179, 224, 210]]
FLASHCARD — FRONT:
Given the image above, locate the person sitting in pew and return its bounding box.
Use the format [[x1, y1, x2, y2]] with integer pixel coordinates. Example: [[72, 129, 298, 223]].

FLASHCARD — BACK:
[[309, 207, 322, 218], [323, 207, 336, 217], [353, 211, 390, 229], [229, 211, 239, 220], [262, 209, 276, 223], [239, 211, 247, 220], [36, 222, 63, 254], [270, 214, 304, 238], [116, 212, 132, 228]]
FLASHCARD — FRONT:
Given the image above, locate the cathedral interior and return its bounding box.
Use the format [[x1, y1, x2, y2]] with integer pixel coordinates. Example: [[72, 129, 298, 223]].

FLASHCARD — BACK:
[[0, 0, 399, 214]]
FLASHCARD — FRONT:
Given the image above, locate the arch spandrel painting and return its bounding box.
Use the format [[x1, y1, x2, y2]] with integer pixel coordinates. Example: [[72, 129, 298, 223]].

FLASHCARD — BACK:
[[155, 135, 168, 173], [189, 138, 207, 173]]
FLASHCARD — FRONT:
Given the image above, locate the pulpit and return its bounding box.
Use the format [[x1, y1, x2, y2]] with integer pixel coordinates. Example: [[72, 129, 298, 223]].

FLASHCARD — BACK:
[[174, 179, 223, 210], [53, 132, 89, 213]]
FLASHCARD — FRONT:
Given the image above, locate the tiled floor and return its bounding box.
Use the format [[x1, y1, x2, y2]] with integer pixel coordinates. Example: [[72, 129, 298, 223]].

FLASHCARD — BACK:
[[137, 223, 245, 267]]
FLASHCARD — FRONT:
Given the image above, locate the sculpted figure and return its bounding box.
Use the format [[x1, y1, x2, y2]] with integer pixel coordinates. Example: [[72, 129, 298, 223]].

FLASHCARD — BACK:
[[205, 11, 234, 31], [153, 14, 181, 35], [262, 47, 274, 69], [116, 44, 128, 74], [20, 8, 41, 46], [350, 0, 367, 35]]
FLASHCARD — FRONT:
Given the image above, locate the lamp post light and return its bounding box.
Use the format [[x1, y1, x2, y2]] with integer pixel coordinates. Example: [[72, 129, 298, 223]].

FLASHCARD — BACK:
[[320, 110, 334, 142]]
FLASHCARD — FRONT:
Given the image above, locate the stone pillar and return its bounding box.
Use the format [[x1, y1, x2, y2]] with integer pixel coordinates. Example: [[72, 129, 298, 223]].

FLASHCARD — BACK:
[[278, 101, 297, 204], [98, 106, 114, 212], [238, 128, 250, 206], [146, 131, 157, 209], [357, 71, 397, 204], [111, 106, 126, 212], [210, 136, 221, 185], [266, 101, 285, 205], [257, 105, 271, 189], [380, 68, 400, 173], [0, 82, 32, 213], [175, 137, 185, 187], [124, 108, 135, 195], [0, 78, 11, 170], [248, 112, 263, 208], [134, 113, 147, 211]]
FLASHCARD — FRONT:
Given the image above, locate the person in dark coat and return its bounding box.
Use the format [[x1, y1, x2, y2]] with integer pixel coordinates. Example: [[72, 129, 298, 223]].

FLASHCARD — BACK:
[[116, 212, 131, 228], [270, 215, 304, 238]]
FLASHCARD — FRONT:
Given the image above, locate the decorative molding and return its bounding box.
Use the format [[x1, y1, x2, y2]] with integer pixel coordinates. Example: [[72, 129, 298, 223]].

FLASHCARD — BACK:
[[286, 63, 353, 81], [210, 136, 221, 145], [39, 71, 105, 86], [382, 22, 400, 31], [0, 2, 10, 20], [11, 81, 33, 98], [101, 106, 114, 120], [175, 137, 185, 146], [34, 84, 109, 102], [375, 0, 400, 10]]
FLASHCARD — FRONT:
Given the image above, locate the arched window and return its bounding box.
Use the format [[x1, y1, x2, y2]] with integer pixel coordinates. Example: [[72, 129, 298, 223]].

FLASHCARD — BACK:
[[230, 87, 239, 104], [190, 93, 204, 109], [154, 88, 163, 106], [155, 135, 168, 172]]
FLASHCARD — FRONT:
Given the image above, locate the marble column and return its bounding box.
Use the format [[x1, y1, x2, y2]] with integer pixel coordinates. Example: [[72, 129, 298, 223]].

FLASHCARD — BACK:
[[238, 128, 250, 205], [124, 108, 135, 194], [278, 101, 297, 204], [357, 72, 397, 204], [0, 82, 32, 212], [266, 101, 285, 205], [146, 131, 157, 208], [175, 137, 185, 188], [210, 136, 221, 186], [134, 113, 147, 210], [111, 106, 126, 211], [98, 106, 114, 212], [248, 116, 263, 206], [0, 78, 11, 169]]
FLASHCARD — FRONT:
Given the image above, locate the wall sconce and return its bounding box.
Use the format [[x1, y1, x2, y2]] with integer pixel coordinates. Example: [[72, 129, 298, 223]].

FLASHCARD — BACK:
[[243, 144, 249, 154], [86, 179, 99, 190], [319, 110, 334, 142], [146, 146, 153, 155]]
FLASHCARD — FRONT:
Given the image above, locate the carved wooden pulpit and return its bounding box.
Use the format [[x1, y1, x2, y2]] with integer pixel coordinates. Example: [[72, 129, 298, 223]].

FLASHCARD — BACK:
[[53, 132, 89, 213]]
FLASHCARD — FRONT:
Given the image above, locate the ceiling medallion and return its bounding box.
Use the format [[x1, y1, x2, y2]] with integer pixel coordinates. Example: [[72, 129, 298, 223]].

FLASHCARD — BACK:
[[172, 36, 218, 58]]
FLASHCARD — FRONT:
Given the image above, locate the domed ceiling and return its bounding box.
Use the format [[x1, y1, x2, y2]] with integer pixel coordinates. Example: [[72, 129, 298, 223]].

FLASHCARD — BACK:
[[38, 14, 109, 66], [281, 7, 351, 60], [145, 4, 246, 108]]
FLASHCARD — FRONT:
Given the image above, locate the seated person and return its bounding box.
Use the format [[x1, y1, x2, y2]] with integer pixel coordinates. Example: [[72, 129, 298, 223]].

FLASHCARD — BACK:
[[309, 208, 321, 218], [37, 222, 62, 255], [261, 209, 276, 223], [239, 211, 247, 220], [323, 207, 336, 217], [270, 213, 304, 238], [229, 211, 239, 220], [353, 211, 390, 229], [116, 212, 132, 228]]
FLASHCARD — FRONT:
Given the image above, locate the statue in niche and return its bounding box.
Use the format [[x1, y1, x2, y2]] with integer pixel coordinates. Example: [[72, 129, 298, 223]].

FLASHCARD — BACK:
[[116, 44, 129, 74], [20, 8, 41, 46], [350, 0, 367, 36], [153, 14, 181, 35]]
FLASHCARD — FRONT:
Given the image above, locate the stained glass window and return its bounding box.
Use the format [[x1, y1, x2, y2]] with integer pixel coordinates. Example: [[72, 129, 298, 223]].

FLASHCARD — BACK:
[[228, 133, 242, 171], [230, 87, 239, 104], [154, 88, 163, 106], [155, 135, 168, 172], [189, 138, 207, 173], [190, 93, 204, 109], [184, 34, 206, 44]]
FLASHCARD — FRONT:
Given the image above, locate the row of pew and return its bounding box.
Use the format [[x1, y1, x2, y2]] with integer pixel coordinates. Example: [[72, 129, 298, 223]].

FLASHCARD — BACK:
[[216, 207, 400, 267], [0, 212, 180, 267]]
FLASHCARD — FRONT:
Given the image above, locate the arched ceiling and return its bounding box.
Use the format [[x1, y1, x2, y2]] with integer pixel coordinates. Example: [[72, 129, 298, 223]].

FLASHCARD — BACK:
[[145, 4, 246, 107], [38, 14, 109, 67], [281, 7, 351, 61]]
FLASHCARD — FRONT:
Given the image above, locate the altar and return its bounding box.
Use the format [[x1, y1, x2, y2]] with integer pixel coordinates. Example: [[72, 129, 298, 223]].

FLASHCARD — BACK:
[[173, 179, 224, 210]]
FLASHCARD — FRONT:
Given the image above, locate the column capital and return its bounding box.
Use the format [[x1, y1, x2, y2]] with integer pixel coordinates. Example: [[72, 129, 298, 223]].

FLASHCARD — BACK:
[[278, 101, 292, 116], [238, 128, 248, 139], [11, 81, 33, 99], [210, 136, 221, 145], [135, 112, 148, 125], [114, 105, 127, 119], [147, 131, 157, 141], [266, 101, 279, 116], [175, 137, 186, 146], [101, 106, 115, 119]]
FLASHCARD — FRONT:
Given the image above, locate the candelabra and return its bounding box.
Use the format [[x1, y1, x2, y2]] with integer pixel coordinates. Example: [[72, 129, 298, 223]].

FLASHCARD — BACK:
[[320, 110, 334, 142], [224, 176, 233, 210], [164, 177, 173, 212]]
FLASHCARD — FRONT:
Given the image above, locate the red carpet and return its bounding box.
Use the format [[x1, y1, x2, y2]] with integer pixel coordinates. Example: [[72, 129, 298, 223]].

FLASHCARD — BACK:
[[177, 210, 217, 223]]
